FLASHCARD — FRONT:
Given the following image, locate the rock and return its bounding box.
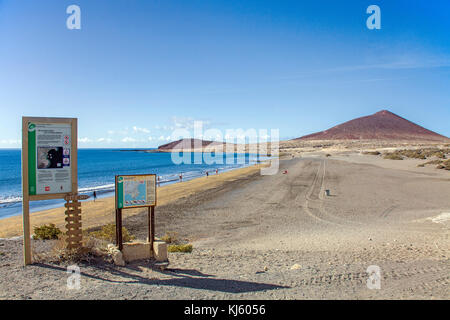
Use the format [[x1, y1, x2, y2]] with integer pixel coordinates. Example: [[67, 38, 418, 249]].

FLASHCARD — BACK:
[[107, 244, 125, 266], [290, 264, 302, 270], [264, 266, 269, 271], [112, 251, 125, 266]]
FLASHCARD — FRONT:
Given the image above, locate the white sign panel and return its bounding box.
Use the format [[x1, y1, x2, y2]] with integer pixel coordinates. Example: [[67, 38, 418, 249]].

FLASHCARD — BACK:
[[27, 122, 72, 195]]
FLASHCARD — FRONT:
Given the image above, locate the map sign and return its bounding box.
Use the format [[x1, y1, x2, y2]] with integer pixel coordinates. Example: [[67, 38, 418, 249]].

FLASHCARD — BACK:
[[116, 174, 156, 209], [27, 122, 73, 195]]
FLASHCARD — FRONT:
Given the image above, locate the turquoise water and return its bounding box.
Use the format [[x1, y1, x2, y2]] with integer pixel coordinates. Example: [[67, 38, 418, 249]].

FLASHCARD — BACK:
[[0, 149, 262, 219]]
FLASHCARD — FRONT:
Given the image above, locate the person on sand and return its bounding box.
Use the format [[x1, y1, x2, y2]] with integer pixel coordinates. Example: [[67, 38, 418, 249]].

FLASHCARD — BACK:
[[93, 190, 97, 202], [157, 176, 160, 187], [179, 173, 182, 182], [216, 168, 218, 175], [206, 171, 209, 177]]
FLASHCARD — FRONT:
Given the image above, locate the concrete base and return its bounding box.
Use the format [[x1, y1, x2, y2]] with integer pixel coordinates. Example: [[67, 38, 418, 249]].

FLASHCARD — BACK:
[[122, 242, 152, 262], [153, 240, 168, 262], [120, 241, 168, 263]]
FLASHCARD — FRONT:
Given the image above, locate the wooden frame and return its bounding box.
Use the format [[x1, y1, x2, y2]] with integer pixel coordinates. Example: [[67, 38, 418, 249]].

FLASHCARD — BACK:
[[114, 174, 157, 251], [115, 174, 157, 209], [22, 117, 78, 265]]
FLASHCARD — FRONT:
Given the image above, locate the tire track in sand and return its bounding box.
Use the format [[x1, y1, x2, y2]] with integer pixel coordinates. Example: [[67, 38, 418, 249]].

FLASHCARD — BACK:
[[301, 159, 362, 227]]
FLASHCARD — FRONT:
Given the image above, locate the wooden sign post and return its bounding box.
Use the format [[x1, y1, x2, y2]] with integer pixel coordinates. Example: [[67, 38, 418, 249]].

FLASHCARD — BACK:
[[22, 117, 78, 265], [115, 174, 157, 252], [64, 193, 89, 250]]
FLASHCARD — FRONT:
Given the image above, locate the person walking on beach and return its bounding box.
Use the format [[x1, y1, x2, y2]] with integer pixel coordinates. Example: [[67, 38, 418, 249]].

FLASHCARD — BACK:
[[179, 173, 183, 182], [157, 176, 160, 187], [216, 168, 218, 175], [93, 191, 97, 202], [206, 171, 209, 177]]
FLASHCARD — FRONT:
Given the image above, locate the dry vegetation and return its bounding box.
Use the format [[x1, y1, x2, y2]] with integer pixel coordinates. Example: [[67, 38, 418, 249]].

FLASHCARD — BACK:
[[377, 147, 450, 170], [161, 231, 193, 253], [33, 224, 62, 240], [362, 151, 381, 155], [32, 223, 139, 264], [167, 244, 193, 253], [87, 223, 135, 243]]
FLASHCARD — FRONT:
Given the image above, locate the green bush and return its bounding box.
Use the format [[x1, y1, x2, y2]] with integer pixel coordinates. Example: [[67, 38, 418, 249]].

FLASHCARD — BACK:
[[89, 223, 135, 243], [33, 224, 62, 240], [383, 153, 403, 160], [168, 244, 193, 253]]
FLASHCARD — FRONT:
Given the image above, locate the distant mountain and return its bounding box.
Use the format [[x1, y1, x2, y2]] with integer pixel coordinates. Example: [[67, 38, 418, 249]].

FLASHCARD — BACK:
[[295, 110, 449, 142], [158, 138, 224, 151]]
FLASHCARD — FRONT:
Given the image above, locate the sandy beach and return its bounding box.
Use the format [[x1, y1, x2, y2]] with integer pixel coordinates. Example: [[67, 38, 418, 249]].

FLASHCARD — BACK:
[[0, 152, 449, 299], [0, 164, 265, 238]]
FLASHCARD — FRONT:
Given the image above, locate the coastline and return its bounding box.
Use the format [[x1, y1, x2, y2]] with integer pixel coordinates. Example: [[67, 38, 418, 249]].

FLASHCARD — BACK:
[[0, 163, 266, 238]]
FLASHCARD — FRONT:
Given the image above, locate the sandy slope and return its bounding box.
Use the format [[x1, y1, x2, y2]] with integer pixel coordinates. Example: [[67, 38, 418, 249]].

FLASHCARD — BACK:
[[0, 155, 449, 299]]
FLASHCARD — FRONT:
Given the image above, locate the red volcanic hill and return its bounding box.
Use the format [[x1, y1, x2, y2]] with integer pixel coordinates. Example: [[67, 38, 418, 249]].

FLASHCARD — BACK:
[[158, 138, 223, 151], [295, 110, 449, 142]]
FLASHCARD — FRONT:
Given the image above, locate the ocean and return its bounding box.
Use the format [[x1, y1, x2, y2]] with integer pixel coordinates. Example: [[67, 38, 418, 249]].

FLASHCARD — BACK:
[[0, 149, 262, 219]]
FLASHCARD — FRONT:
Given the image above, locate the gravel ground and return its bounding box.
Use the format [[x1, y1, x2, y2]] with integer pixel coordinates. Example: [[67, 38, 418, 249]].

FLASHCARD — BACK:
[[1, 156, 449, 299]]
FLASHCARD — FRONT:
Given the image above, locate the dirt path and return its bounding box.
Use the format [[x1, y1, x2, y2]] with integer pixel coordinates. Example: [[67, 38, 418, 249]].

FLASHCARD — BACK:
[[0, 156, 449, 299]]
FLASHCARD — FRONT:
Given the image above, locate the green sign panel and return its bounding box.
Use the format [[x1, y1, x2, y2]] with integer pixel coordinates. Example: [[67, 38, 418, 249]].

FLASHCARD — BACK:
[[116, 174, 156, 209]]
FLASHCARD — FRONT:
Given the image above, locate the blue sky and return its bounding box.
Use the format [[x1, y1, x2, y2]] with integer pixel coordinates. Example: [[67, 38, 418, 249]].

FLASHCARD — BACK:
[[0, 0, 449, 148]]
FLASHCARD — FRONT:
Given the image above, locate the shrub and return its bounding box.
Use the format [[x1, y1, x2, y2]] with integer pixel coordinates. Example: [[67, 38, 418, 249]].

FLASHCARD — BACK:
[[33, 224, 62, 240], [399, 150, 426, 159], [161, 231, 178, 244], [432, 152, 446, 159], [325, 154, 331, 157], [89, 224, 135, 243], [423, 160, 443, 165], [383, 153, 403, 160], [168, 244, 193, 253], [363, 151, 381, 156]]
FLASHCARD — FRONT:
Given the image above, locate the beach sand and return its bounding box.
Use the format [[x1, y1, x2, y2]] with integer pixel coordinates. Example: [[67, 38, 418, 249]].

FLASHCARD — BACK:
[[0, 152, 449, 299], [0, 164, 265, 238]]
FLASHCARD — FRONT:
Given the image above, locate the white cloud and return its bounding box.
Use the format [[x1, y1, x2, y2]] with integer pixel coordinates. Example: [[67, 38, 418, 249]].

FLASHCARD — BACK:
[[118, 128, 129, 135], [0, 139, 20, 145], [121, 137, 137, 143], [97, 137, 113, 143], [133, 126, 150, 134], [78, 137, 93, 143], [172, 116, 194, 130]]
